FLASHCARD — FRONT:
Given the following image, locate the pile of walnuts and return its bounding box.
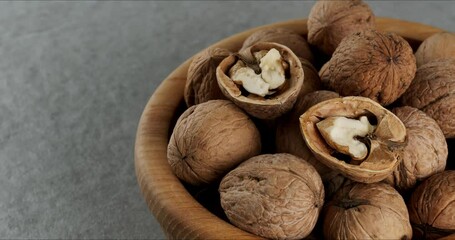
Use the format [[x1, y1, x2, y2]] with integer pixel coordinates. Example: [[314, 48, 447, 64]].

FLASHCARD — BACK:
[[166, 0, 455, 239]]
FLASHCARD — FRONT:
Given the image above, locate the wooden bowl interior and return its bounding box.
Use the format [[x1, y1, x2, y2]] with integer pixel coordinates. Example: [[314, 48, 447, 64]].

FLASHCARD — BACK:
[[135, 18, 442, 240]]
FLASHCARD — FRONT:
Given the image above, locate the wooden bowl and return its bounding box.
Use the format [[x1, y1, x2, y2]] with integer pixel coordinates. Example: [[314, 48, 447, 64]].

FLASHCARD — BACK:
[[135, 18, 442, 239]]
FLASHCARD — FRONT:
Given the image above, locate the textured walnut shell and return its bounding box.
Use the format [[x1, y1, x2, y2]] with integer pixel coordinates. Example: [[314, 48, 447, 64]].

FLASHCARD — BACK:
[[241, 27, 314, 63], [384, 106, 447, 191], [296, 58, 323, 100], [300, 96, 407, 183], [408, 171, 455, 240], [320, 29, 416, 106], [167, 100, 261, 185], [276, 90, 340, 181], [415, 32, 455, 68], [219, 153, 324, 240], [216, 42, 304, 119], [401, 58, 455, 138], [323, 182, 412, 240], [184, 48, 231, 106], [307, 0, 375, 55]]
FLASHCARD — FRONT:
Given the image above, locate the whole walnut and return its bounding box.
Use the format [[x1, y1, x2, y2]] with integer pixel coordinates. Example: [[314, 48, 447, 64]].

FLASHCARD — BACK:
[[167, 100, 261, 185], [415, 32, 455, 67], [408, 171, 455, 240], [323, 182, 412, 240], [276, 90, 340, 181], [401, 58, 455, 138], [320, 29, 416, 106], [307, 0, 375, 55], [384, 106, 447, 191], [241, 27, 314, 63], [184, 47, 231, 106], [219, 153, 324, 240]]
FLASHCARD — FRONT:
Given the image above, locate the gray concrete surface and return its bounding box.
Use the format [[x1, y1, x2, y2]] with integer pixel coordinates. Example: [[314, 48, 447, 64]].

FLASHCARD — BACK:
[[0, 1, 453, 239]]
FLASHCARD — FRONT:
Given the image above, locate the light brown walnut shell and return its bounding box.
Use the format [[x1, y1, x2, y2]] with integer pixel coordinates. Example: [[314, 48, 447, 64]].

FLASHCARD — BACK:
[[408, 171, 455, 240], [401, 58, 455, 138], [307, 0, 375, 55], [184, 47, 231, 106], [276, 90, 340, 181], [217, 42, 304, 119], [323, 182, 412, 240], [320, 29, 416, 106], [300, 96, 407, 183], [219, 153, 324, 240], [415, 32, 455, 67], [167, 100, 261, 186], [384, 106, 447, 191], [241, 27, 314, 63]]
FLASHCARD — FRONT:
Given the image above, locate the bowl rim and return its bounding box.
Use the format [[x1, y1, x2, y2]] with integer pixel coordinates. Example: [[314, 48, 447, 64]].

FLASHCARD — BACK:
[[134, 17, 442, 239]]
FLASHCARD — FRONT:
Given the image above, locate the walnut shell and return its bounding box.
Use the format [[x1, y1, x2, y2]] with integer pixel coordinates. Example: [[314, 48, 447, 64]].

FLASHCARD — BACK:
[[408, 170, 455, 240], [241, 27, 314, 63], [307, 0, 375, 55], [167, 100, 261, 185], [296, 58, 323, 100], [401, 58, 455, 138], [320, 29, 416, 106], [300, 96, 407, 183], [415, 32, 455, 68], [276, 90, 340, 181], [219, 153, 324, 240], [184, 47, 231, 107], [384, 106, 447, 191], [323, 182, 412, 240], [216, 42, 304, 119]]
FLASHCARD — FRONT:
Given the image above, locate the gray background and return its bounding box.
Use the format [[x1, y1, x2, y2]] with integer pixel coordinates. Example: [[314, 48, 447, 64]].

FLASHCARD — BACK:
[[0, 1, 453, 239]]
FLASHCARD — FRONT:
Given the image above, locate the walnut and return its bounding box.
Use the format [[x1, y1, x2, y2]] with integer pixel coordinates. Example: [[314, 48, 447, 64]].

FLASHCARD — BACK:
[[401, 58, 455, 138], [323, 182, 412, 240], [296, 58, 323, 100], [408, 171, 455, 240], [320, 29, 416, 106], [184, 47, 231, 106], [300, 96, 407, 183], [241, 27, 314, 63], [219, 153, 324, 240], [307, 0, 375, 55], [415, 32, 455, 67], [167, 100, 261, 185], [384, 106, 447, 191], [276, 90, 340, 181], [217, 42, 304, 119]]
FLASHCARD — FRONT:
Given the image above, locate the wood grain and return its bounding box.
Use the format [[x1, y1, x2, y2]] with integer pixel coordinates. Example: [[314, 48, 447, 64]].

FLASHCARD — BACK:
[[135, 18, 442, 239]]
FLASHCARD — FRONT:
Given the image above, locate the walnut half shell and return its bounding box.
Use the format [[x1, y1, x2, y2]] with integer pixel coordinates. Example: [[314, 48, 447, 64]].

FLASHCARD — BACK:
[[216, 42, 304, 119], [299, 96, 407, 183]]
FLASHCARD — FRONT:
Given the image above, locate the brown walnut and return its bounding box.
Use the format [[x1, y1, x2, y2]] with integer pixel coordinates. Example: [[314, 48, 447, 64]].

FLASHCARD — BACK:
[[401, 58, 455, 138], [384, 106, 447, 191], [217, 42, 304, 119], [415, 32, 455, 67], [241, 27, 314, 63], [299, 96, 407, 183], [320, 29, 416, 106], [219, 153, 324, 240], [408, 171, 455, 240], [307, 0, 375, 55], [323, 182, 412, 240], [184, 47, 231, 106], [167, 100, 261, 185]]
